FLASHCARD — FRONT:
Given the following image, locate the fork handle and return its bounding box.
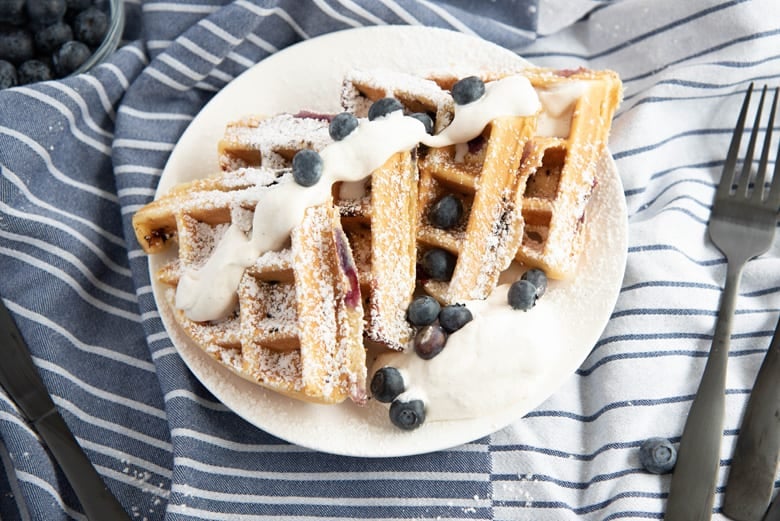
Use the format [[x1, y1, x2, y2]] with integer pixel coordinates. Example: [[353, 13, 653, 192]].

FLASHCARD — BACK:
[[665, 262, 744, 521]]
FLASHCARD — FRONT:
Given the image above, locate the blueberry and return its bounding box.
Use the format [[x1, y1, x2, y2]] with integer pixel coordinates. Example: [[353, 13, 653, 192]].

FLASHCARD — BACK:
[[0, 0, 27, 25], [17, 59, 52, 84], [521, 268, 548, 298], [72, 6, 107, 46], [371, 367, 405, 403], [439, 304, 473, 333], [451, 76, 485, 105], [368, 97, 403, 121], [406, 295, 440, 326], [0, 59, 17, 89], [414, 323, 447, 360], [328, 112, 358, 141], [0, 27, 35, 65], [422, 248, 456, 281], [639, 437, 677, 474], [66, 0, 93, 11], [52, 39, 90, 76], [429, 194, 463, 229], [33, 21, 73, 55], [291, 149, 323, 187], [389, 399, 425, 430], [410, 112, 434, 134], [507, 279, 537, 310], [26, 0, 67, 27]]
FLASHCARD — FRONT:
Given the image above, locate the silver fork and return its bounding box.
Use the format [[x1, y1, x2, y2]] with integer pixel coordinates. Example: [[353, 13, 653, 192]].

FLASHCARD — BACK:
[[665, 84, 780, 521]]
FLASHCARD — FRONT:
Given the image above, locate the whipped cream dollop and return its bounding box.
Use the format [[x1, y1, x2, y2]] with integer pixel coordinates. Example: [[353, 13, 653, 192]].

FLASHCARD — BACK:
[[373, 282, 563, 422], [176, 74, 543, 322]]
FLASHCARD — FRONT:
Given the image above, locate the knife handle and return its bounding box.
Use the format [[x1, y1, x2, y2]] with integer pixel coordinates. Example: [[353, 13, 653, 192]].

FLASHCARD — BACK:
[[762, 494, 780, 521], [723, 319, 780, 521], [34, 411, 131, 521]]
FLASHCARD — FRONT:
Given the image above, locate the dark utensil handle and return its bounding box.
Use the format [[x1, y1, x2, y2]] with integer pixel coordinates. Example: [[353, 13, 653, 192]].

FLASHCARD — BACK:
[[34, 411, 131, 520], [763, 494, 780, 521], [665, 264, 742, 521], [723, 316, 780, 521]]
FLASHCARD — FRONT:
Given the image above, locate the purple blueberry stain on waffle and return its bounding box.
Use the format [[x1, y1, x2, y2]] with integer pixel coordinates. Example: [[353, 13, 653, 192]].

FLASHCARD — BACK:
[[333, 227, 361, 309]]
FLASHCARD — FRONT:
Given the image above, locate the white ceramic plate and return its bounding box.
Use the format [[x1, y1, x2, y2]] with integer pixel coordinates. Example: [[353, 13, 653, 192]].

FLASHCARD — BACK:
[[151, 26, 628, 457]]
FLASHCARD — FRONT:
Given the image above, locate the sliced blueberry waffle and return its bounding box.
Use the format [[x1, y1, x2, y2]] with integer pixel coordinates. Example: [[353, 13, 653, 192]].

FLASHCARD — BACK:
[[132, 168, 367, 404], [514, 67, 623, 278], [133, 66, 623, 418], [337, 150, 419, 350], [216, 113, 420, 351], [416, 115, 537, 304], [340, 68, 454, 131], [238, 202, 365, 404], [428, 67, 623, 279], [217, 113, 333, 171]]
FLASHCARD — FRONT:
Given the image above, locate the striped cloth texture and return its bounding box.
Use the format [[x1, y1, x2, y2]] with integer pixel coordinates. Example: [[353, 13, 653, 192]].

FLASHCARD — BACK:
[[1, 0, 779, 519]]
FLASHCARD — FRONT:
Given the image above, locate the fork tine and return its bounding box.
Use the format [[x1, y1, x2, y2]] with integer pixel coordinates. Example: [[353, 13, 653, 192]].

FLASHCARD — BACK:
[[719, 83, 754, 198], [736, 85, 767, 197], [753, 86, 778, 202]]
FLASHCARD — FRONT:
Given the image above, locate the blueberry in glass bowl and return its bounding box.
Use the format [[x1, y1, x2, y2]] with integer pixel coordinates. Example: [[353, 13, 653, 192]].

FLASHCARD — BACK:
[[0, 0, 125, 89]]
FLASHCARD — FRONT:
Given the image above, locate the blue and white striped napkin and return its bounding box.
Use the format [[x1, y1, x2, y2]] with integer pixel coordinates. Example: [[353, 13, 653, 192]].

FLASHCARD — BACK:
[[1, 0, 779, 519]]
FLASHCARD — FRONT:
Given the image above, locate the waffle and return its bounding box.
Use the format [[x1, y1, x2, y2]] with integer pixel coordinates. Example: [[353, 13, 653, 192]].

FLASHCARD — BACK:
[[340, 68, 454, 131], [427, 67, 623, 279], [417, 115, 537, 303], [337, 150, 418, 350], [343, 66, 622, 293], [218, 113, 332, 171], [515, 67, 623, 278], [132, 168, 367, 404]]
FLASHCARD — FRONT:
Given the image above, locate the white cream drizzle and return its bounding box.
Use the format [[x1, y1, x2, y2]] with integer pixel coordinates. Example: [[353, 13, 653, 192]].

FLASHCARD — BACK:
[[424, 75, 541, 147], [176, 74, 544, 322], [536, 81, 591, 138]]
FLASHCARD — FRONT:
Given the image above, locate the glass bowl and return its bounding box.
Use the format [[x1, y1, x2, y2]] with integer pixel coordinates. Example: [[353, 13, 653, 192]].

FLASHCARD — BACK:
[[74, 0, 125, 74]]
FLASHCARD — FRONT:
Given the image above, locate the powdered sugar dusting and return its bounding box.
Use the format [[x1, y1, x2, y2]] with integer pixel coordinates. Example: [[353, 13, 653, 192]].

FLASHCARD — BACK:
[[220, 113, 333, 169]]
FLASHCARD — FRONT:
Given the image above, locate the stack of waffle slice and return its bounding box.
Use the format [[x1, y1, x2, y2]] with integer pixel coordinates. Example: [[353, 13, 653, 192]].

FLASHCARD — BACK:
[[132, 65, 622, 405]]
